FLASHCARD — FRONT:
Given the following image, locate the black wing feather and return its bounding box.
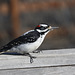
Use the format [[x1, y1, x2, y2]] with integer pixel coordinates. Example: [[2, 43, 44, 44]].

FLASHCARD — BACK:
[[0, 31, 40, 52]]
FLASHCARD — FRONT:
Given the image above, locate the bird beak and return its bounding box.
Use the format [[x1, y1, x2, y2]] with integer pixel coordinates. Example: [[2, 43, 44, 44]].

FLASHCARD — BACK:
[[48, 26, 59, 30]]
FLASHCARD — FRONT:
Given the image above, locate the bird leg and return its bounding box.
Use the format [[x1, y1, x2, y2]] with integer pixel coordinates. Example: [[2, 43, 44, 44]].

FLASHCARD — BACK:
[[25, 53, 36, 63]]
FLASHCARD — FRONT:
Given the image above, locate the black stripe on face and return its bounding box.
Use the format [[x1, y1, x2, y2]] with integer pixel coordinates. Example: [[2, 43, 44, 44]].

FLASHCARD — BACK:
[[40, 29, 50, 35]]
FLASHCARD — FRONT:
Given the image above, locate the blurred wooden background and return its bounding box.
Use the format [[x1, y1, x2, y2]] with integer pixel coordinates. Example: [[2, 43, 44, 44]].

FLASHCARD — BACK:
[[0, 0, 75, 49]]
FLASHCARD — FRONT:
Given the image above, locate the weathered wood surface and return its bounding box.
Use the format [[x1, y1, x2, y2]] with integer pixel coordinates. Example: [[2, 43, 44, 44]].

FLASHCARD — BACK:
[[0, 48, 75, 75]]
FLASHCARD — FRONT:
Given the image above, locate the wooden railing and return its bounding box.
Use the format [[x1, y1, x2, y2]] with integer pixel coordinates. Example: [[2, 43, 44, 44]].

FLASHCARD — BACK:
[[0, 48, 75, 74]]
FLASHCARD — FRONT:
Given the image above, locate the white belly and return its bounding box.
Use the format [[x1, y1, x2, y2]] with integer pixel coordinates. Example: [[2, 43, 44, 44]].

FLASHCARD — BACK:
[[10, 35, 45, 54]]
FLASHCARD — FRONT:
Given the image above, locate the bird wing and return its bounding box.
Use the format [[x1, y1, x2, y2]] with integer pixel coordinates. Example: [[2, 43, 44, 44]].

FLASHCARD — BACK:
[[0, 31, 40, 52]]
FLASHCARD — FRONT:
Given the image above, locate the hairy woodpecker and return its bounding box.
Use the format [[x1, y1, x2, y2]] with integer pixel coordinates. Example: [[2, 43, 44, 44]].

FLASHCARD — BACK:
[[0, 24, 59, 63]]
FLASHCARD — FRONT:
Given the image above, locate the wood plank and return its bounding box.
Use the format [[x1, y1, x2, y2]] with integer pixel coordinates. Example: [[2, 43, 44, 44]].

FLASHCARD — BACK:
[[10, 0, 20, 37], [0, 66, 75, 75], [0, 48, 75, 70]]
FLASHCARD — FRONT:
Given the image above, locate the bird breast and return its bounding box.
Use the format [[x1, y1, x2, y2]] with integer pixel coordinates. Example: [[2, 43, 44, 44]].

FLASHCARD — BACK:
[[20, 35, 45, 53]]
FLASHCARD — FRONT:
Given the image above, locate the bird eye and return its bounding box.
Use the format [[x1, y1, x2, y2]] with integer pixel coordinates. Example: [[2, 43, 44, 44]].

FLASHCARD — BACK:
[[40, 27, 45, 30]]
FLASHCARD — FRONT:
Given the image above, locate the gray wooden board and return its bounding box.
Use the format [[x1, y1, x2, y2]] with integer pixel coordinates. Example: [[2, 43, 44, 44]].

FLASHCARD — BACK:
[[0, 66, 75, 75], [0, 48, 75, 75]]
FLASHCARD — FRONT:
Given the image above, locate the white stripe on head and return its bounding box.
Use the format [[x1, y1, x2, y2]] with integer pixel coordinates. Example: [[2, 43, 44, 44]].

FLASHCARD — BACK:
[[40, 24, 48, 27], [36, 29, 50, 35], [36, 28, 50, 33]]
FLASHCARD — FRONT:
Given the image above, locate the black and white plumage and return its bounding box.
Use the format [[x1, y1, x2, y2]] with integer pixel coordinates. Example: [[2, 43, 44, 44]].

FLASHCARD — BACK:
[[0, 24, 59, 63]]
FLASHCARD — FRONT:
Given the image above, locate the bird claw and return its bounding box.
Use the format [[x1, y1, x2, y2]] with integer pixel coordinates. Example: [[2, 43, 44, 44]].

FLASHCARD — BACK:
[[25, 53, 36, 63], [30, 56, 36, 63]]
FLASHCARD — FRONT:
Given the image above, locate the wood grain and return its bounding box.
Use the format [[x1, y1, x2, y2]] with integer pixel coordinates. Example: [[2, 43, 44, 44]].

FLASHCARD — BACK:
[[0, 48, 75, 75]]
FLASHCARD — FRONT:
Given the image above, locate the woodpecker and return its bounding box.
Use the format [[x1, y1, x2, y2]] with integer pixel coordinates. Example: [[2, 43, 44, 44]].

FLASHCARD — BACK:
[[0, 24, 59, 63]]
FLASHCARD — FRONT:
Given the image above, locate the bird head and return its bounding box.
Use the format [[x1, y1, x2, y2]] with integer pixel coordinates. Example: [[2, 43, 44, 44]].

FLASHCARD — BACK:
[[35, 24, 59, 34]]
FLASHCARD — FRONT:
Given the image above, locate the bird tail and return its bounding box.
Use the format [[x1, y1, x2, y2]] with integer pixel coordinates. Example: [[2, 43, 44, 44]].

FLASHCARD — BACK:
[[0, 46, 9, 54]]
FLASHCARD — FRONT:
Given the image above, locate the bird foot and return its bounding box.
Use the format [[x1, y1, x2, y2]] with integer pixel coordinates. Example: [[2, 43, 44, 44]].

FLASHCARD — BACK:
[[25, 53, 36, 63], [30, 56, 36, 63]]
